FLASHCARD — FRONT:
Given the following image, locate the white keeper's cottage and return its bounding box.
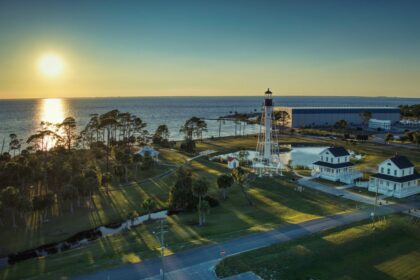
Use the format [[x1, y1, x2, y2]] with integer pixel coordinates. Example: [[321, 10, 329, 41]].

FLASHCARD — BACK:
[[368, 155, 420, 198], [227, 156, 239, 169], [312, 147, 362, 184]]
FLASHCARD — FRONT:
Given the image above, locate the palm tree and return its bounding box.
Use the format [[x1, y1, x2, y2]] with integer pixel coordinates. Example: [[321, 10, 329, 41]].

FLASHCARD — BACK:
[[217, 174, 234, 200], [142, 198, 157, 220], [101, 172, 113, 194], [62, 183, 78, 213], [98, 113, 119, 171], [9, 133, 21, 157], [58, 117, 77, 150], [27, 128, 62, 188], [385, 132, 394, 143], [1, 186, 19, 228], [192, 178, 209, 226], [217, 118, 225, 137], [0, 200, 4, 226], [231, 167, 253, 206], [198, 200, 210, 225], [115, 147, 132, 184], [153, 124, 170, 145], [360, 111, 372, 126], [275, 111, 290, 133]]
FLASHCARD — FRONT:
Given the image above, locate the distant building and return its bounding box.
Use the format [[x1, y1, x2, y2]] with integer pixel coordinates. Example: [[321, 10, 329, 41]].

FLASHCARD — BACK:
[[368, 119, 391, 130], [227, 156, 239, 169], [275, 107, 400, 128], [135, 146, 159, 161], [312, 147, 362, 184], [368, 155, 420, 198]]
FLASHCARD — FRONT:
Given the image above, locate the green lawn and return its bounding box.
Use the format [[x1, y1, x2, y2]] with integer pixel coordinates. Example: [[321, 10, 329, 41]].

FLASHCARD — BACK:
[[0, 152, 359, 280], [2, 135, 418, 280], [216, 215, 420, 280], [294, 169, 312, 177], [0, 149, 187, 256]]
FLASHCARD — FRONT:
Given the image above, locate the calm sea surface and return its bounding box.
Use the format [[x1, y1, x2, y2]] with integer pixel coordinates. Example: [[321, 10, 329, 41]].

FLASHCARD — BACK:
[[0, 96, 419, 145]]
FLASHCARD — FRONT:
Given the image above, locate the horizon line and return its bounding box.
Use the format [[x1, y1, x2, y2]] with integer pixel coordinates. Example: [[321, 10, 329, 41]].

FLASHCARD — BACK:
[[1, 94, 420, 101]]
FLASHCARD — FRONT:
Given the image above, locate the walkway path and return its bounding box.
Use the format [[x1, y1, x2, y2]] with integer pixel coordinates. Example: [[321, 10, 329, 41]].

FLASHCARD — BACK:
[[297, 177, 391, 206], [73, 202, 420, 280]]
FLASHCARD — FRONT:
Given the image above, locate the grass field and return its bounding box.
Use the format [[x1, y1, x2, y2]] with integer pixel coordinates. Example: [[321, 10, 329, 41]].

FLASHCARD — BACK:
[[0, 143, 359, 279], [216, 215, 420, 280], [1, 135, 419, 279], [0, 149, 187, 256]]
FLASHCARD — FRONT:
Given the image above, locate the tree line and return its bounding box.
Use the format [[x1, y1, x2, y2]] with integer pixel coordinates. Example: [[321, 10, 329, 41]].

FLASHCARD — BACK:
[[0, 109, 175, 230]]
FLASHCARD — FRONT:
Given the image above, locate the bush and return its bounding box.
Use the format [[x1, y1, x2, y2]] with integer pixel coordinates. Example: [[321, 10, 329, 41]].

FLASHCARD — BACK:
[[180, 138, 196, 153], [204, 196, 220, 207]]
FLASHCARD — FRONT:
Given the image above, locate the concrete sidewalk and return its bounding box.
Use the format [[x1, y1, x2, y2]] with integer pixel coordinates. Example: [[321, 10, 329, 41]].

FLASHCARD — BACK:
[[298, 177, 391, 206]]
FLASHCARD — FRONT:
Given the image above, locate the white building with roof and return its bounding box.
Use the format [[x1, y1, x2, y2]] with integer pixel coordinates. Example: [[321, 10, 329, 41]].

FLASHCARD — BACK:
[[227, 156, 239, 169], [368, 119, 391, 130], [312, 147, 362, 184], [135, 146, 159, 161], [275, 107, 400, 128], [368, 155, 420, 198]]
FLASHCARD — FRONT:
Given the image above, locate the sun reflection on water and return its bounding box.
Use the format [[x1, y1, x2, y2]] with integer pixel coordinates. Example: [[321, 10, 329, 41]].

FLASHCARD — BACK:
[[40, 98, 65, 124], [35, 98, 67, 149]]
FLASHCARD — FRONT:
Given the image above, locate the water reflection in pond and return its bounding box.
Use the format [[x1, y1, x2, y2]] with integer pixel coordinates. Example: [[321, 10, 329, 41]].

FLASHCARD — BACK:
[[212, 146, 329, 168], [280, 146, 328, 168]]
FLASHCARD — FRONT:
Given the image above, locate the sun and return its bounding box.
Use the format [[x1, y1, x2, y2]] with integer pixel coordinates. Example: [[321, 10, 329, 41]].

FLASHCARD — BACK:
[[38, 53, 64, 78]]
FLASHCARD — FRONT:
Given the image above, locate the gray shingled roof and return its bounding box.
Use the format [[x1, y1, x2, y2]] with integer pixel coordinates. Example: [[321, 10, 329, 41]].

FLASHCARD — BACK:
[[389, 155, 414, 169], [371, 172, 420, 183], [326, 147, 350, 157]]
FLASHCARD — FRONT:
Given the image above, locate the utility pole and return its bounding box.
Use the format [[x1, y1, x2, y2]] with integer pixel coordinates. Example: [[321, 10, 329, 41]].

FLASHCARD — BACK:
[[153, 219, 167, 280], [372, 182, 380, 227]]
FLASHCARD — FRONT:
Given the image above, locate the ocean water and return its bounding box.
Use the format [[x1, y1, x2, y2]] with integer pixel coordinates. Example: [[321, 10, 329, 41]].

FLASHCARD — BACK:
[[0, 96, 419, 146]]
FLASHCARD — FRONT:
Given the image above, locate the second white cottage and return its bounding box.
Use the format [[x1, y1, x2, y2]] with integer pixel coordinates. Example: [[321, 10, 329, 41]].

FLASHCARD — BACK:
[[368, 155, 420, 198], [312, 147, 362, 184]]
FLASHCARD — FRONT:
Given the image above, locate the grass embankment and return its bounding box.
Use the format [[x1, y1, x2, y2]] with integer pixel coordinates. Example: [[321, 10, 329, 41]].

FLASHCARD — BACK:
[[216, 215, 420, 280], [0, 137, 359, 280]]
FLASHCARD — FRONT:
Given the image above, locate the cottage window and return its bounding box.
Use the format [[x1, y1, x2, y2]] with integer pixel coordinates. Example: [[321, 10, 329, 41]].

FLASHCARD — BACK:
[[338, 158, 340, 163], [394, 170, 397, 176], [402, 170, 405, 176], [387, 169, 390, 175], [381, 167, 384, 173]]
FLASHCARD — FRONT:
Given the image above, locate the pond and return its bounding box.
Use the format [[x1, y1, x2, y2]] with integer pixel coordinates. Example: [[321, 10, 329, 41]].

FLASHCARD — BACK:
[[211, 145, 329, 168], [280, 146, 328, 168]]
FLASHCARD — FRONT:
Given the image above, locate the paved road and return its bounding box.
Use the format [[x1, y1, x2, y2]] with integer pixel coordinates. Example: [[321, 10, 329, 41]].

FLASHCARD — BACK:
[[73, 202, 420, 280]]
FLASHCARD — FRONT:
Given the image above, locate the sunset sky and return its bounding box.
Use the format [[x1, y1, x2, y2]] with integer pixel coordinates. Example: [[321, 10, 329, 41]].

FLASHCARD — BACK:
[[1, 0, 419, 99]]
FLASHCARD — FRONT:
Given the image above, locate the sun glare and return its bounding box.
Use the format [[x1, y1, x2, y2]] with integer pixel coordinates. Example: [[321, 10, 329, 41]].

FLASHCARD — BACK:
[[38, 53, 64, 78]]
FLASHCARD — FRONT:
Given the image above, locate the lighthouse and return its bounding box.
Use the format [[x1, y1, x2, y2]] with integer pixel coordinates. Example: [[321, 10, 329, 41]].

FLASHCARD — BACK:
[[253, 88, 281, 176]]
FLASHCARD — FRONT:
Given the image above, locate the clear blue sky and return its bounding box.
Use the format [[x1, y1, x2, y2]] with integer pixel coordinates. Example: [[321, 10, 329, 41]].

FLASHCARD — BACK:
[[1, 0, 419, 98]]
